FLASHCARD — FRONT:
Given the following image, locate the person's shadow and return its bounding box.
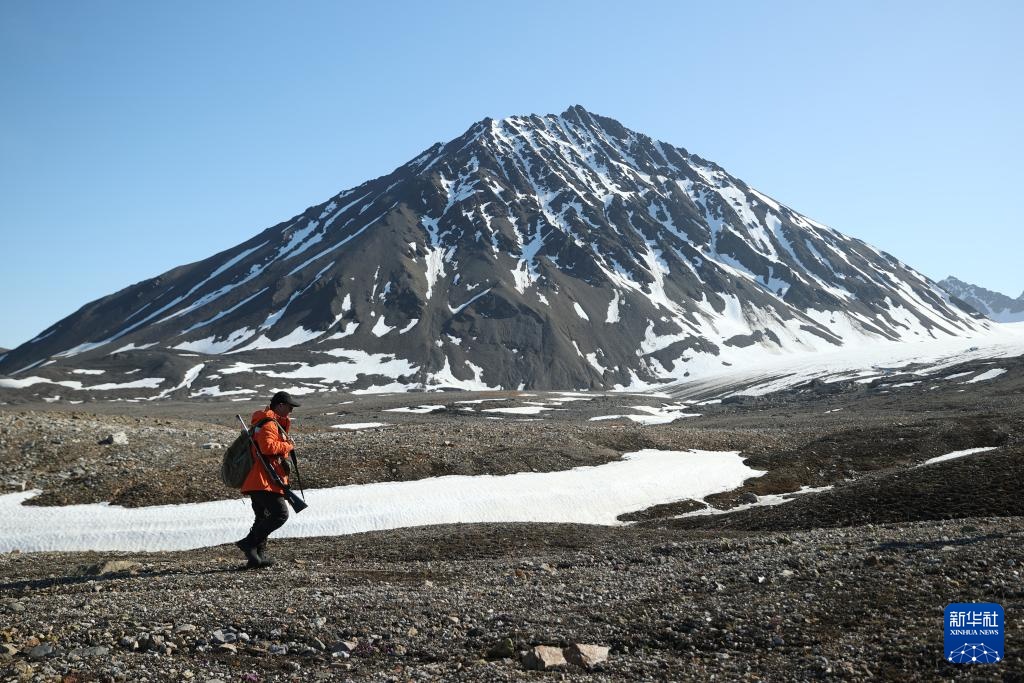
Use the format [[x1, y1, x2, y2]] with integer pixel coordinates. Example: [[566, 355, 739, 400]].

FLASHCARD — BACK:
[[0, 564, 244, 593]]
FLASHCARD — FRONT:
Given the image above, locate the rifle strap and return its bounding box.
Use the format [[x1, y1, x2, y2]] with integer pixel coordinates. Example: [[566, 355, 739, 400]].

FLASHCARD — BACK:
[[248, 418, 291, 482], [250, 417, 289, 454]]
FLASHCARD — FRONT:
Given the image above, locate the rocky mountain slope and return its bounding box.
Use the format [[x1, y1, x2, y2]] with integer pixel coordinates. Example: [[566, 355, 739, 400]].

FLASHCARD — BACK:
[[939, 276, 1024, 323], [0, 106, 989, 398]]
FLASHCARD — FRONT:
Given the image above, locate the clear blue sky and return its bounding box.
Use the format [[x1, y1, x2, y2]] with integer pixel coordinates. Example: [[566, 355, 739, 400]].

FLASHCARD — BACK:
[[1, 1, 1021, 350]]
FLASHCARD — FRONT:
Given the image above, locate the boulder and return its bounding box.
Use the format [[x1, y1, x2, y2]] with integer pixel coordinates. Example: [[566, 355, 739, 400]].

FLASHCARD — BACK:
[[522, 645, 566, 670], [565, 643, 610, 668]]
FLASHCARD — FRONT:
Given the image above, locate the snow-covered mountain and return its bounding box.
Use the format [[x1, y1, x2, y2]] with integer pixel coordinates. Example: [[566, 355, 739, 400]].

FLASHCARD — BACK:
[[938, 277, 1024, 323], [0, 106, 992, 398]]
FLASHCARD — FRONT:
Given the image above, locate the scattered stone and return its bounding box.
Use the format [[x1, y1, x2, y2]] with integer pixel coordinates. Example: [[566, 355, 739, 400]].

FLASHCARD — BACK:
[[330, 639, 358, 656], [11, 662, 33, 677], [211, 629, 237, 644], [99, 431, 129, 446], [486, 638, 515, 659], [27, 643, 54, 660]]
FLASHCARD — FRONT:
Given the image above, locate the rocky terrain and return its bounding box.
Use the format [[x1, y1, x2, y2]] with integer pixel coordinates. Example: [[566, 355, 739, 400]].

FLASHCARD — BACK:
[[2, 351, 1023, 680]]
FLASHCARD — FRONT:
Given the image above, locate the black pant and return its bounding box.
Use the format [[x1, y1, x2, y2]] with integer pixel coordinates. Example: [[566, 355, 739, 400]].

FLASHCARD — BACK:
[[242, 491, 289, 548]]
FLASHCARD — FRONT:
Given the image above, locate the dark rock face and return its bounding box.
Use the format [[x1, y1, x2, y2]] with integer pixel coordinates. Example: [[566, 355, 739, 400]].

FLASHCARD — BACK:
[[0, 106, 987, 396], [938, 276, 1024, 323]]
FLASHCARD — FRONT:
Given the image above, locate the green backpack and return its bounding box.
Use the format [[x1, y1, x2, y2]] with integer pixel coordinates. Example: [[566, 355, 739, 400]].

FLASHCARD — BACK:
[[220, 417, 274, 488]]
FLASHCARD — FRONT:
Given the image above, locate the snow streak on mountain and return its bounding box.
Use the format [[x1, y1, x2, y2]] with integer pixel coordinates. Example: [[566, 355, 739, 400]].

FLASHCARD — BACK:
[[0, 106, 991, 397], [939, 277, 1024, 323]]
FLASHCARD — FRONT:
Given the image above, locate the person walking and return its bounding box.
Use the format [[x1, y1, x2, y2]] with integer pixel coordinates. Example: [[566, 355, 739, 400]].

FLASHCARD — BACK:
[[236, 391, 300, 569]]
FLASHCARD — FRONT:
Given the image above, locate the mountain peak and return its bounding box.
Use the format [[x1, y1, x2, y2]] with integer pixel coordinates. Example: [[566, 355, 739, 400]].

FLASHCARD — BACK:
[[0, 109, 991, 396], [938, 277, 1024, 323]]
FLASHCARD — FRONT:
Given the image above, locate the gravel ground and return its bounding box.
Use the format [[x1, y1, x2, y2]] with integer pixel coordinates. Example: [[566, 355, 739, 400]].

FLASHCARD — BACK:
[[2, 519, 1022, 681], [2, 356, 1023, 680]]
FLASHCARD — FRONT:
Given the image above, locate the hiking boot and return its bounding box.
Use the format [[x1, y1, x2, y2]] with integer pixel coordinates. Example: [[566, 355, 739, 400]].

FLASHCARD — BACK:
[[256, 542, 275, 568], [235, 539, 261, 569]]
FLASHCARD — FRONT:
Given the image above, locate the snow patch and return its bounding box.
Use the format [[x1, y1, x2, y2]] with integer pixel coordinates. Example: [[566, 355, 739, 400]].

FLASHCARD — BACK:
[[229, 327, 323, 353], [964, 368, 1006, 383], [371, 317, 395, 337], [174, 328, 254, 354], [606, 290, 621, 323], [918, 447, 999, 466], [384, 405, 446, 414]]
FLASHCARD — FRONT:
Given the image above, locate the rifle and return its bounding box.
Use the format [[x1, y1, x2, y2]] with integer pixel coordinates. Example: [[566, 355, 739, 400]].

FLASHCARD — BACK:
[[290, 450, 305, 500], [236, 414, 308, 513]]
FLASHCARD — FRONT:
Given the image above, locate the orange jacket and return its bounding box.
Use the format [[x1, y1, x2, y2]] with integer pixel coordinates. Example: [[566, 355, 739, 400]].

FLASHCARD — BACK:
[[241, 408, 292, 495]]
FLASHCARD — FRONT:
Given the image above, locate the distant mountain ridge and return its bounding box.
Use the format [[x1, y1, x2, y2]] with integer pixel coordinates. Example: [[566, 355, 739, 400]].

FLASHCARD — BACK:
[[0, 106, 991, 398], [938, 277, 1024, 323]]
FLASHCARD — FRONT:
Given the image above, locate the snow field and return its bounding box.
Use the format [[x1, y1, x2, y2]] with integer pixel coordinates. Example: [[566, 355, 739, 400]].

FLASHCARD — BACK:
[[1, 450, 762, 553]]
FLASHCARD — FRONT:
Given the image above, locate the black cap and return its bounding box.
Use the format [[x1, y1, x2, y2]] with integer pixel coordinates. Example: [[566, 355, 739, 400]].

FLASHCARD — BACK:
[[270, 391, 301, 408]]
